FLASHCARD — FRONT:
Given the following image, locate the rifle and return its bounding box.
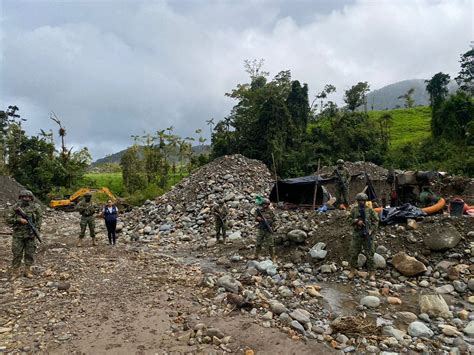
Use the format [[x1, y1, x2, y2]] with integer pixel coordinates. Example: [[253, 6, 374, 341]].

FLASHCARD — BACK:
[[14, 207, 42, 243], [257, 208, 273, 233]]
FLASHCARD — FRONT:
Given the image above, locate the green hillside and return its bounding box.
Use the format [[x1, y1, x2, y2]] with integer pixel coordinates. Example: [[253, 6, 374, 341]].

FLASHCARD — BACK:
[[368, 106, 432, 149]]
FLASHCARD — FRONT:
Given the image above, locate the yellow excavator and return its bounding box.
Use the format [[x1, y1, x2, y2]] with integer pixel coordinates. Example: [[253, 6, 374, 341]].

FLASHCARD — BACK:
[[49, 187, 117, 211]]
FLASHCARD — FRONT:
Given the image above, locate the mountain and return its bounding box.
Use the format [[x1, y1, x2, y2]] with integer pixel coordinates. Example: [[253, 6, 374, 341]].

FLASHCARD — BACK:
[[365, 79, 458, 111], [92, 145, 211, 166]]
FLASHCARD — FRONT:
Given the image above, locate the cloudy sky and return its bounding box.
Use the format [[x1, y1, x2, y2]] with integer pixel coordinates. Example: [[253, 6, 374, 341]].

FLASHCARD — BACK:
[[0, 0, 472, 160]]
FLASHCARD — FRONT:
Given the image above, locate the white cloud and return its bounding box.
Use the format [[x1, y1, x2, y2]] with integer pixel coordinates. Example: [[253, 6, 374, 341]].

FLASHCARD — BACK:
[[0, 0, 471, 159]]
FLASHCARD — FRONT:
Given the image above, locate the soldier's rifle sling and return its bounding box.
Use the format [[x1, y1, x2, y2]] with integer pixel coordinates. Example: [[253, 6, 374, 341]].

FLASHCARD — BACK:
[[14, 207, 42, 243]]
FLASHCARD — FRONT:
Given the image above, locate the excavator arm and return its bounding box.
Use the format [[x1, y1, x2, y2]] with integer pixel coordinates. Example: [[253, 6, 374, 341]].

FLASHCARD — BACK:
[[49, 187, 117, 210]]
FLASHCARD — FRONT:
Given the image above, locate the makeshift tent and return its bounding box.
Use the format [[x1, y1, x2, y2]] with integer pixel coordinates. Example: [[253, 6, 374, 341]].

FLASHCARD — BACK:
[[269, 175, 333, 205]]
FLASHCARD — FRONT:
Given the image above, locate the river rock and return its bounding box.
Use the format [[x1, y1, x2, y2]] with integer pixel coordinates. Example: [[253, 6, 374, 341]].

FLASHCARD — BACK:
[[291, 320, 305, 334], [227, 231, 242, 241], [395, 311, 418, 324], [419, 294, 452, 319], [357, 254, 367, 267], [309, 242, 327, 259], [374, 253, 386, 268], [360, 296, 380, 308], [453, 280, 467, 293], [423, 224, 462, 251], [435, 284, 454, 294], [468, 278, 474, 291], [441, 324, 461, 337], [382, 326, 406, 341], [392, 252, 427, 276], [287, 229, 307, 243], [463, 321, 474, 336], [270, 301, 287, 315], [279, 312, 292, 325], [408, 321, 434, 338], [217, 275, 241, 293], [289, 309, 311, 324]]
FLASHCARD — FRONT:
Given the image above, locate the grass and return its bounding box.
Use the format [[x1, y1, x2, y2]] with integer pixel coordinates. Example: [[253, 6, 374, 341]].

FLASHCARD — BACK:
[[368, 106, 432, 150], [82, 173, 125, 196]]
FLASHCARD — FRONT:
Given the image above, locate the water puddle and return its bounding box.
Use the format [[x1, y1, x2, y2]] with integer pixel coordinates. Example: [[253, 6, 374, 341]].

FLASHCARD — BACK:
[[318, 282, 359, 315]]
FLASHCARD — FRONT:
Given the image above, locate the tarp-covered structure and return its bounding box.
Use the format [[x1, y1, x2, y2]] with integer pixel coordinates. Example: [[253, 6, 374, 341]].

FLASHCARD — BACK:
[[269, 175, 334, 205]]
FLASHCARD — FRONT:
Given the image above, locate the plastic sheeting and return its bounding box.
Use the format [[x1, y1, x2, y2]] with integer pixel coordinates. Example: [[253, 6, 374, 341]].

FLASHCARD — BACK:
[[269, 175, 333, 205], [380, 203, 427, 225]]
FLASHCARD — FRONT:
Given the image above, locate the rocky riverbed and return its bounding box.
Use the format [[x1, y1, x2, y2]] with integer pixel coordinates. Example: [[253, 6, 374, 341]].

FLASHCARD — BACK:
[[1, 155, 473, 353]]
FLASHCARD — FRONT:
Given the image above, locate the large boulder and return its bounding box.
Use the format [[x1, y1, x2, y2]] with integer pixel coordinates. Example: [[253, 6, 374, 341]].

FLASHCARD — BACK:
[[286, 229, 307, 243], [419, 294, 453, 319], [392, 252, 427, 277], [423, 224, 462, 251], [217, 275, 242, 293], [309, 242, 327, 260]]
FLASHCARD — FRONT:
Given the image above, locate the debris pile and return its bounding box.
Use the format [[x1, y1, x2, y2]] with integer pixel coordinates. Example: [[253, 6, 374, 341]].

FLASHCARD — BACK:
[[122, 154, 273, 244]]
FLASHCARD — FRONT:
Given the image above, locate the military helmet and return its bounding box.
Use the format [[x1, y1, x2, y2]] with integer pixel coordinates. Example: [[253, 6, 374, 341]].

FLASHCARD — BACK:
[[337, 159, 344, 165], [19, 189, 34, 198], [355, 192, 368, 201]]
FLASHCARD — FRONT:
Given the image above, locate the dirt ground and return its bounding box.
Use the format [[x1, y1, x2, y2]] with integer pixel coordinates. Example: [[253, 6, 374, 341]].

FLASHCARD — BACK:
[[0, 211, 335, 354]]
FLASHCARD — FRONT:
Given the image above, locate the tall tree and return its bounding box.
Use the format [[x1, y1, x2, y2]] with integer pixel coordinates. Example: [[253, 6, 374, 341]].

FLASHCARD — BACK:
[[343, 82, 370, 112], [285, 80, 310, 146], [425, 72, 451, 109], [455, 48, 474, 96], [397, 88, 415, 108]]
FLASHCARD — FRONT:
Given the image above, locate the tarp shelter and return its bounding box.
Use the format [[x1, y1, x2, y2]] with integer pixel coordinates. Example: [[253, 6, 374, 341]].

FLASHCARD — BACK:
[[269, 175, 333, 205]]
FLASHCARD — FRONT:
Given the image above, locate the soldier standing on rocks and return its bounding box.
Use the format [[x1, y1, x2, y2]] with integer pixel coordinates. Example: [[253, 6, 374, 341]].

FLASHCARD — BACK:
[[7, 190, 42, 279], [348, 193, 379, 280], [212, 199, 228, 244], [255, 198, 276, 262], [76, 192, 97, 247], [332, 159, 351, 208]]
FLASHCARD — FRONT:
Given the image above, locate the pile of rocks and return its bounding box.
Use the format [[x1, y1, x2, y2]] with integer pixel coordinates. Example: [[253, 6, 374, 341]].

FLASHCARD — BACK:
[[121, 154, 273, 244]]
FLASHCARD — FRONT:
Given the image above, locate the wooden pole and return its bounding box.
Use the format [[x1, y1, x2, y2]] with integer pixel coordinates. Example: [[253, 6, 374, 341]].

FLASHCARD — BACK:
[[312, 158, 321, 210], [271, 153, 280, 203]]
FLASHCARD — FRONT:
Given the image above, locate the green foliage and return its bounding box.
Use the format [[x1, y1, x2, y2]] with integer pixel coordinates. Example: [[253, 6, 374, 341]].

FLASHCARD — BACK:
[[425, 72, 450, 110], [120, 145, 147, 194], [433, 91, 474, 140], [455, 48, 474, 96], [343, 82, 370, 111]]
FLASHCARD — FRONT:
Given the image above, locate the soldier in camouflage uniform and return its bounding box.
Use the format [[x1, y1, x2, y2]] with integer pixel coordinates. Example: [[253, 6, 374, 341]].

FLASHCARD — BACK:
[[332, 159, 351, 207], [348, 193, 379, 279], [7, 190, 42, 279], [254, 198, 276, 261], [76, 192, 97, 247], [212, 200, 228, 243]]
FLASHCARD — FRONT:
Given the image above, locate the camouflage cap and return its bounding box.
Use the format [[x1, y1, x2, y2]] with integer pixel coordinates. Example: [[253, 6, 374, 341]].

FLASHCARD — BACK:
[[337, 159, 344, 165]]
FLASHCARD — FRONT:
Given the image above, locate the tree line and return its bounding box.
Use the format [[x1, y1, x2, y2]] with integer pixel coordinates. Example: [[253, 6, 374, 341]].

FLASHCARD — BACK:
[[211, 49, 473, 177], [0, 108, 91, 199]]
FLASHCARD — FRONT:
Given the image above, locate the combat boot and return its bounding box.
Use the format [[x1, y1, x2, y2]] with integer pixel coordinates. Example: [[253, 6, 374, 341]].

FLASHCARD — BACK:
[[24, 266, 34, 279], [77, 239, 82, 247], [92, 238, 97, 246]]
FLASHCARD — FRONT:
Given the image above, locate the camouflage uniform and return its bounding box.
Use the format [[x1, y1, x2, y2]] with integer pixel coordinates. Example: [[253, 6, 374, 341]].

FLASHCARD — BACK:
[[349, 205, 379, 270], [333, 166, 350, 206], [255, 206, 275, 259], [212, 203, 228, 241], [7, 200, 42, 270], [76, 199, 97, 240]]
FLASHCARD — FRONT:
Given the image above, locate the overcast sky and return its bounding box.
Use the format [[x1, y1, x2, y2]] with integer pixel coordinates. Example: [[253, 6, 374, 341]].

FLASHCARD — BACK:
[[0, 0, 472, 160]]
